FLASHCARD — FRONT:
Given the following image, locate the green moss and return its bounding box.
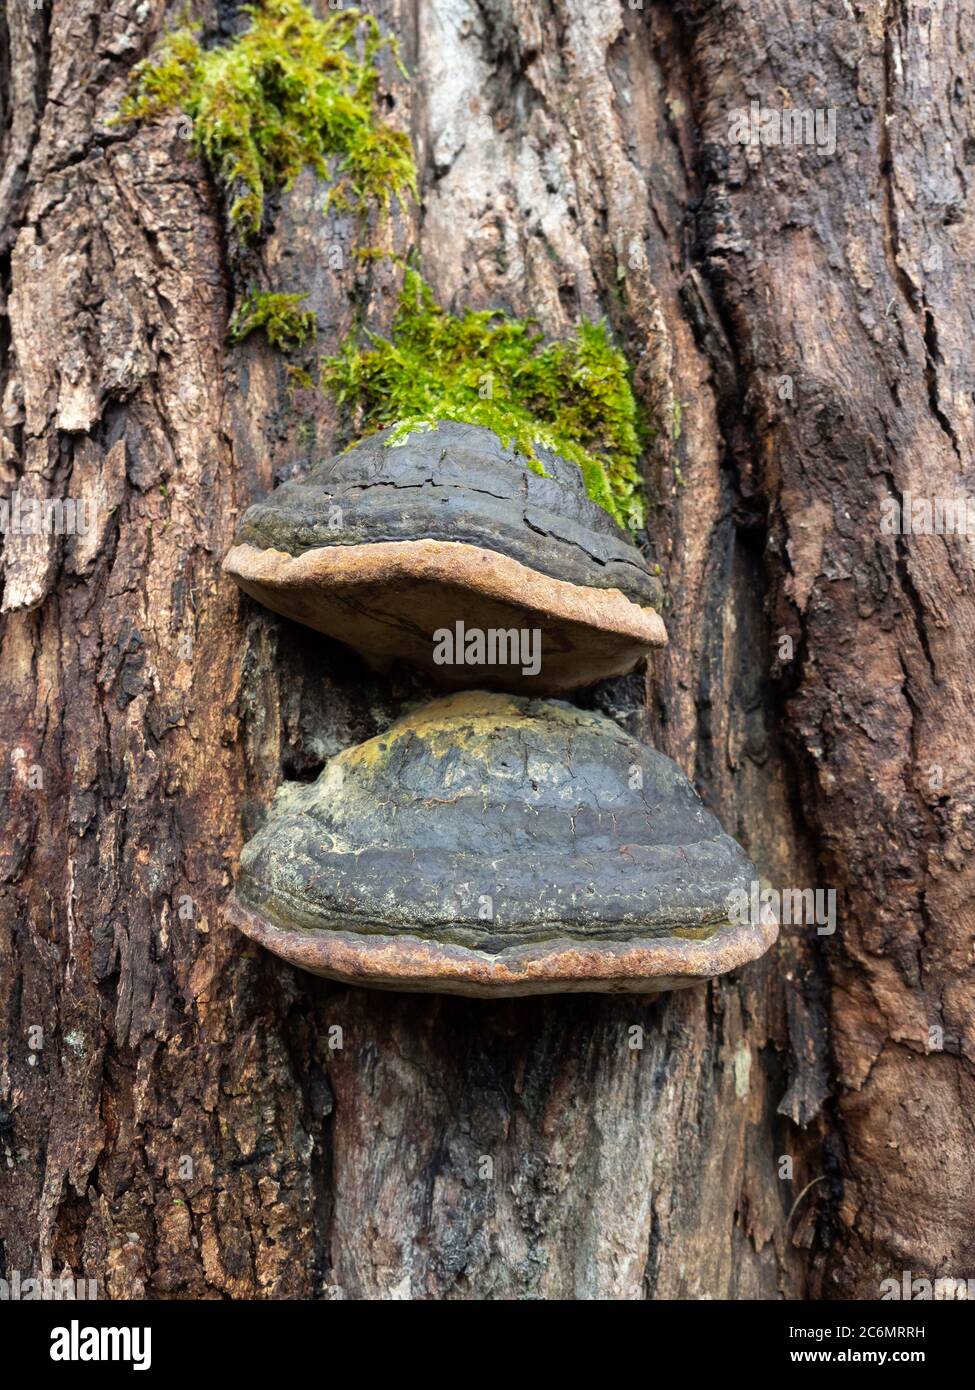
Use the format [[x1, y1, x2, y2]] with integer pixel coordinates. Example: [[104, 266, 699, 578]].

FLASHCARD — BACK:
[[228, 290, 317, 350], [286, 365, 316, 392], [116, 0, 416, 237], [321, 271, 646, 530], [671, 396, 693, 443]]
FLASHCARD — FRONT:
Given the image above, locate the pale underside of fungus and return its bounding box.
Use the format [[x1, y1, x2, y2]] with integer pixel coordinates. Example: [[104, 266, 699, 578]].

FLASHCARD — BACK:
[[223, 421, 667, 693], [225, 692, 778, 996]]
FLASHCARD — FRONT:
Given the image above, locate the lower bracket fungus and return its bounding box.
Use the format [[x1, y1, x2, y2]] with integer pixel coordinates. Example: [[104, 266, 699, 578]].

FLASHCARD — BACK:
[[225, 692, 778, 996], [223, 420, 667, 693]]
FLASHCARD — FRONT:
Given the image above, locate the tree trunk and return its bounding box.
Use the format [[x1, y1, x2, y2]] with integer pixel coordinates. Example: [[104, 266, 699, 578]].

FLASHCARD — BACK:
[[0, 0, 970, 1300]]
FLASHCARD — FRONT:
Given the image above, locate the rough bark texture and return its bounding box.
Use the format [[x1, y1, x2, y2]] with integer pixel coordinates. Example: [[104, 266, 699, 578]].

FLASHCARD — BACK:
[[0, 0, 969, 1300]]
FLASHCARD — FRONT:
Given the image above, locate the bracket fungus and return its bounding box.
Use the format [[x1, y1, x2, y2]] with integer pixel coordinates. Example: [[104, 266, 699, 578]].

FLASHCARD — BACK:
[[225, 692, 777, 996], [223, 421, 667, 692]]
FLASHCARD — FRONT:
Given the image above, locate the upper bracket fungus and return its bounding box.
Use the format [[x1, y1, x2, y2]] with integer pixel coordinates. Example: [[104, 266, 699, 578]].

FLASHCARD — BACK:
[[224, 420, 667, 692], [224, 692, 778, 996]]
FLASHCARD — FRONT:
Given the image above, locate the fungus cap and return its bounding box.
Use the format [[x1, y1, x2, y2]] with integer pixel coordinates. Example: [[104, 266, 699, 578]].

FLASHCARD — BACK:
[[223, 421, 666, 693], [225, 692, 777, 996]]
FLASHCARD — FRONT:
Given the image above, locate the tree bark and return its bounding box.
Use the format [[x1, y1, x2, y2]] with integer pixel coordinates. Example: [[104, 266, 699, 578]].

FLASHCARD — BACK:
[[0, 0, 969, 1300]]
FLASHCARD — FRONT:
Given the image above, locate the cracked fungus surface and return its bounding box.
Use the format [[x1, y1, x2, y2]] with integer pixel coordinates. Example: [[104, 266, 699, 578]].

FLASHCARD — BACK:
[[231, 419, 662, 608], [237, 692, 757, 952]]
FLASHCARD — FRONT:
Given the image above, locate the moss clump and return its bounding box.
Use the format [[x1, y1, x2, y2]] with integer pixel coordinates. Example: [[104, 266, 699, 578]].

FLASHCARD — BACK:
[[321, 272, 646, 530], [229, 290, 317, 350], [116, 0, 416, 237]]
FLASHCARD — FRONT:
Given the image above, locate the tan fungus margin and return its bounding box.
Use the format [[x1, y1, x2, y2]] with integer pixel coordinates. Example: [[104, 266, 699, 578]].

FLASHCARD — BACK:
[[223, 538, 668, 647], [224, 894, 778, 998]]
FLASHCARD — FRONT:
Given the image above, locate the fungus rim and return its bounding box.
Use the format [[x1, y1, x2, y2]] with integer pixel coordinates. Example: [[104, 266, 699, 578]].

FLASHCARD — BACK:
[[223, 536, 666, 691], [224, 892, 778, 997], [224, 537, 667, 635]]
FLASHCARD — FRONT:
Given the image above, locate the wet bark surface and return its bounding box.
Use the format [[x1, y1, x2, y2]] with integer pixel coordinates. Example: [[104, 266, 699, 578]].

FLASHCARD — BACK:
[[0, 0, 969, 1299]]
